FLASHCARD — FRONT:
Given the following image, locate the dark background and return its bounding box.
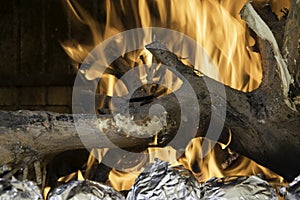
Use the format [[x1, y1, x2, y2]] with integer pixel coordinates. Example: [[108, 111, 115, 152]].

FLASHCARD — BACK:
[[0, 0, 290, 113], [0, 0, 107, 113]]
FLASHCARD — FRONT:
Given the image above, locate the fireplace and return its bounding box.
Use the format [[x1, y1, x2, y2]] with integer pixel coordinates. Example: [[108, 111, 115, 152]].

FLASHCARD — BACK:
[[0, 0, 299, 199]]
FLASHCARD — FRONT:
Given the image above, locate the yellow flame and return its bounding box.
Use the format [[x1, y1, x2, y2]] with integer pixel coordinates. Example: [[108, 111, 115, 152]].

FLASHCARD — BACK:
[[59, 0, 287, 193], [253, 0, 291, 19], [77, 170, 84, 181], [107, 146, 180, 191], [57, 170, 84, 183], [178, 138, 284, 183], [104, 138, 284, 191], [43, 186, 51, 200], [108, 169, 141, 191], [62, 0, 265, 92]]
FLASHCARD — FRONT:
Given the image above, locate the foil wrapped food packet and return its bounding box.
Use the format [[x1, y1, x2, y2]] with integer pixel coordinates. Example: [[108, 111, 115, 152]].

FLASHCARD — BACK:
[[280, 175, 300, 200], [127, 159, 278, 200], [126, 159, 202, 200], [0, 178, 43, 200], [47, 180, 125, 200], [200, 176, 278, 200]]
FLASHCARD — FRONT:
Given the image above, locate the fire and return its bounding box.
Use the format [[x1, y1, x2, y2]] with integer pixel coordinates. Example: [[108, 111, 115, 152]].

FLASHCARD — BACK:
[[178, 138, 284, 183], [63, 0, 263, 91], [55, 0, 288, 195], [57, 170, 84, 183]]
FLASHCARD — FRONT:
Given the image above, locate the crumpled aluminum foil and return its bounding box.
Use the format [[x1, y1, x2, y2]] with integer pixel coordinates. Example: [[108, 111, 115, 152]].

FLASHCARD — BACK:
[[0, 178, 43, 200], [47, 180, 125, 200], [280, 175, 300, 200], [126, 159, 202, 200], [200, 176, 278, 199], [127, 159, 277, 200]]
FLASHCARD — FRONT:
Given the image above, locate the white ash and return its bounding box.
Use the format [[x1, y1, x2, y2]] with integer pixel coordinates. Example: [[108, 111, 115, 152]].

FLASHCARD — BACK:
[[96, 118, 111, 133], [240, 3, 295, 110], [97, 113, 167, 138]]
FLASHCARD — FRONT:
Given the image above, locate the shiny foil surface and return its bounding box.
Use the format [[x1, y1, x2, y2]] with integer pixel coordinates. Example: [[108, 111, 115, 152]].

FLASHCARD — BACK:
[[0, 178, 43, 200], [127, 159, 278, 200], [47, 180, 125, 200], [126, 159, 202, 200], [200, 176, 278, 199], [2, 160, 297, 199], [280, 175, 300, 200]]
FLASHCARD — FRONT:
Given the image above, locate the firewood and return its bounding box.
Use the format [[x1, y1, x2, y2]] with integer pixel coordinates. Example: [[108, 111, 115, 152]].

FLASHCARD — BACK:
[[146, 39, 300, 181], [282, 0, 300, 110], [0, 110, 171, 165], [1, 35, 299, 181], [0, 2, 299, 183]]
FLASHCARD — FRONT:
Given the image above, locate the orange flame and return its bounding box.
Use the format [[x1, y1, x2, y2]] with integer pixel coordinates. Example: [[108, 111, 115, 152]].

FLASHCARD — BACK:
[[62, 0, 264, 91], [58, 0, 288, 193], [178, 138, 284, 183]]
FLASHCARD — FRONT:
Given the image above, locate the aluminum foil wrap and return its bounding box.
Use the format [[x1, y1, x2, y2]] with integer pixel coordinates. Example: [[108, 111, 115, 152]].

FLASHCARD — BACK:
[[48, 180, 125, 200], [280, 175, 300, 200], [0, 178, 42, 200], [200, 176, 278, 199], [127, 159, 278, 200], [126, 159, 202, 200]]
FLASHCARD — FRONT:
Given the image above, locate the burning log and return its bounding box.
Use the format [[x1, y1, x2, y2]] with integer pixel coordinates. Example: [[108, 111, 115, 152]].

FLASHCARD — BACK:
[[1, 33, 299, 181], [145, 37, 300, 181], [0, 110, 175, 165], [144, 3, 300, 181], [282, 0, 300, 110], [0, 2, 299, 185]]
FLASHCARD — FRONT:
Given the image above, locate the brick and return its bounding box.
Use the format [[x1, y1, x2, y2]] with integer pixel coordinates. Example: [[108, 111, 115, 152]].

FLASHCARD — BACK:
[[43, 0, 71, 74], [20, 106, 46, 111], [19, 87, 47, 105], [45, 106, 71, 114], [0, 1, 18, 75], [0, 106, 19, 111], [20, 0, 44, 74], [0, 87, 18, 106], [47, 86, 72, 106]]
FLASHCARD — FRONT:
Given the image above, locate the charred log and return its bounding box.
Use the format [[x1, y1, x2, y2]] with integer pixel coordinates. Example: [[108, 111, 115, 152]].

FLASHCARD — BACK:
[[146, 40, 300, 181], [1, 37, 299, 180], [282, 0, 300, 109], [0, 110, 167, 166], [0, 2, 299, 183]]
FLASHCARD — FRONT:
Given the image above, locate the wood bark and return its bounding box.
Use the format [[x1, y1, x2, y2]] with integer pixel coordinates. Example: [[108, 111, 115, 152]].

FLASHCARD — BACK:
[[146, 40, 300, 181], [282, 0, 300, 110], [0, 110, 177, 165], [0, 2, 299, 182]]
